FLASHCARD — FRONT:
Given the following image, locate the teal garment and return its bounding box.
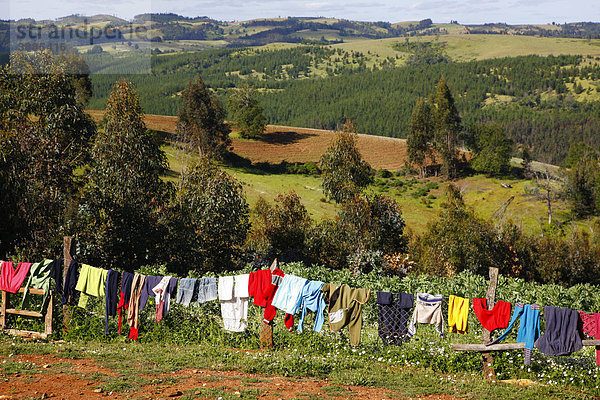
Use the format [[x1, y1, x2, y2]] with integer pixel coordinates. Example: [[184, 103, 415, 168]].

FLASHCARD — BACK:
[[20, 259, 54, 312]]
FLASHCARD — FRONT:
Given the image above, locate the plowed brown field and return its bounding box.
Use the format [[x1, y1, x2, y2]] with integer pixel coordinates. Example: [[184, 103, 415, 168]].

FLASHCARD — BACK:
[[86, 110, 409, 170]]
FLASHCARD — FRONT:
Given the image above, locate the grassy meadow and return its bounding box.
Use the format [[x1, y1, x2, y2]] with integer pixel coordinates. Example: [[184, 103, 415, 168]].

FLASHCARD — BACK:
[[163, 140, 574, 235], [87, 109, 580, 235], [328, 34, 600, 64]]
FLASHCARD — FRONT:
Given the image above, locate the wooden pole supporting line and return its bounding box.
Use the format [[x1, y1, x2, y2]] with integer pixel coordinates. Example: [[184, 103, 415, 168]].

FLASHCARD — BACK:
[[481, 267, 499, 381], [62, 236, 74, 331], [0, 288, 53, 339], [260, 258, 278, 349]]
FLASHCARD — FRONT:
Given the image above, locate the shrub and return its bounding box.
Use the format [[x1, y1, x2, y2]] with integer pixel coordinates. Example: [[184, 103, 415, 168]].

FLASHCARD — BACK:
[[306, 194, 408, 269], [163, 157, 250, 274], [347, 250, 384, 273], [319, 120, 373, 203], [251, 191, 312, 262], [378, 169, 393, 178]]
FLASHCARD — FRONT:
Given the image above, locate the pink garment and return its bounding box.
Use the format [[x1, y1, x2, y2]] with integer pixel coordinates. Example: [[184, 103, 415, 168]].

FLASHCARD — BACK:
[[580, 311, 600, 366], [152, 276, 171, 323], [0, 261, 32, 293]]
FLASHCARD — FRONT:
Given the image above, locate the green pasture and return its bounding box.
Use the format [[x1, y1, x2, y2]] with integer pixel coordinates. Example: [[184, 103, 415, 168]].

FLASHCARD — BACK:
[[325, 34, 600, 64], [161, 142, 581, 236]]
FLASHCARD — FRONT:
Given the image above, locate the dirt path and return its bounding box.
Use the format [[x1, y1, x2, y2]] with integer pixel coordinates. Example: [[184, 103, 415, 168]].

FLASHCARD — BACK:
[[0, 354, 463, 400]]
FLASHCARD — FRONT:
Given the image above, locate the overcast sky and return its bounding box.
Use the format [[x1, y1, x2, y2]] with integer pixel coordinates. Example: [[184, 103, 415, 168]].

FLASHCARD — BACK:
[[1, 0, 598, 24]]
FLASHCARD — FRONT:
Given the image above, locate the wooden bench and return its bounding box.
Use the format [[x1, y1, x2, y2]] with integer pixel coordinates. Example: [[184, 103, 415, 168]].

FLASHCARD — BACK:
[[0, 287, 53, 339], [453, 267, 600, 380]]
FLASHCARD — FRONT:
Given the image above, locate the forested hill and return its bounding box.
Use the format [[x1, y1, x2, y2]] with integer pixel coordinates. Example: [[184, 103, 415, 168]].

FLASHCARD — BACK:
[[258, 55, 600, 165], [87, 48, 600, 165]]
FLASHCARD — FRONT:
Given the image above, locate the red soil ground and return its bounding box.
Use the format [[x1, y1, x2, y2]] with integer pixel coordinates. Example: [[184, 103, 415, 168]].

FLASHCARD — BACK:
[[86, 111, 409, 171], [0, 353, 464, 400]]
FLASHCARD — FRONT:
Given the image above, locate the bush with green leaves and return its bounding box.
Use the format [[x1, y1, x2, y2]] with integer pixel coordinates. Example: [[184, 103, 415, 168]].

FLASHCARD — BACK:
[[305, 194, 407, 269], [565, 156, 600, 217], [177, 75, 231, 159], [163, 157, 250, 274], [227, 84, 267, 139], [250, 191, 312, 262], [338, 194, 408, 255], [468, 122, 513, 176]]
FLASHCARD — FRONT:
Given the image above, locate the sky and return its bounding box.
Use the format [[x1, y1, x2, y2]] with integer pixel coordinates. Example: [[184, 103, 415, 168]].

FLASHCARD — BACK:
[[1, 0, 598, 24]]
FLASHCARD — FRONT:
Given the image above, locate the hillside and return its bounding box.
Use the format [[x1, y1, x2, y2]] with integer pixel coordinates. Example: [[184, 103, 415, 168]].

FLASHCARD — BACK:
[[86, 110, 577, 234], [82, 42, 600, 165], [86, 110, 410, 170], [5, 15, 598, 166]]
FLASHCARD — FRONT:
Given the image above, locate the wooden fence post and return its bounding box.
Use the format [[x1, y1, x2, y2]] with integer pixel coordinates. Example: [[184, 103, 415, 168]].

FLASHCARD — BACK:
[[62, 236, 74, 330], [259, 259, 278, 349], [482, 267, 499, 381]]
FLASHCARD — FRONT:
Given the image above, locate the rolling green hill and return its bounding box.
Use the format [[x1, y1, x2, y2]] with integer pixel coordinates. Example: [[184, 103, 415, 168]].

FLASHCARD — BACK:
[[87, 110, 578, 236], [85, 50, 600, 165]]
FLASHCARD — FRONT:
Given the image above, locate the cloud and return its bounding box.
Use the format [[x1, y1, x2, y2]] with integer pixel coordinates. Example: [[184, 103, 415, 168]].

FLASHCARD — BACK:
[[0, 0, 597, 24]]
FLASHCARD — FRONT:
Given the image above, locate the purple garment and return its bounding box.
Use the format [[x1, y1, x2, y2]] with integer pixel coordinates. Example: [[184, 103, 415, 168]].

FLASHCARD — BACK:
[[120, 271, 134, 305], [104, 270, 119, 335], [138, 276, 178, 317], [535, 306, 583, 357]]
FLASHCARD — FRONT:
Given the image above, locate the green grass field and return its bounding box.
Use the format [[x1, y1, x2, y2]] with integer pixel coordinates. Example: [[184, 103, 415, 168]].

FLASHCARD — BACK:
[[325, 34, 600, 64], [162, 143, 337, 220], [162, 143, 580, 236]]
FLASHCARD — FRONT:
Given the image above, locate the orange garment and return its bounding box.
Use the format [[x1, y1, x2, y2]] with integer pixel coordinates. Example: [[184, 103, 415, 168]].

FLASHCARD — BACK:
[[127, 274, 146, 340]]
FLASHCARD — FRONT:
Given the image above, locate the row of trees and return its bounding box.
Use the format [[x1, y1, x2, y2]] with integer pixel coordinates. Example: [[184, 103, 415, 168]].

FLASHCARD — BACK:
[[85, 49, 599, 166], [0, 52, 256, 274], [0, 51, 403, 275], [407, 77, 514, 179]]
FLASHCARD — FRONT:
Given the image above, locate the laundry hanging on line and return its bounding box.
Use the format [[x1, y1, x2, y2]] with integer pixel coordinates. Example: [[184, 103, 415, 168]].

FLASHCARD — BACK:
[[2, 256, 600, 363]]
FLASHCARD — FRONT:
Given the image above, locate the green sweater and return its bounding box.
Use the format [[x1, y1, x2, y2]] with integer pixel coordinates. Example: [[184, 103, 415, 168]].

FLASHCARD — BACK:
[[20, 259, 54, 312], [75, 264, 108, 308], [321, 283, 370, 346]]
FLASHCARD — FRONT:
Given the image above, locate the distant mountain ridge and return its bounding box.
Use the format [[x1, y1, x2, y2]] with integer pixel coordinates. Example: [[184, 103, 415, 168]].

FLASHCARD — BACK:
[[3, 14, 599, 43]]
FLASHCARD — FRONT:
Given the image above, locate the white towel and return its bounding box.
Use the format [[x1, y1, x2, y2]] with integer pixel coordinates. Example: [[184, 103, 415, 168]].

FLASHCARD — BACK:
[[218, 276, 234, 301], [234, 273, 250, 298], [219, 274, 250, 332]]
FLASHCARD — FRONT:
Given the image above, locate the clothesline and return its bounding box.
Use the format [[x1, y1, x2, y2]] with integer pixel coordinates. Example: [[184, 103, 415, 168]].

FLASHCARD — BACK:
[[1, 258, 599, 366]]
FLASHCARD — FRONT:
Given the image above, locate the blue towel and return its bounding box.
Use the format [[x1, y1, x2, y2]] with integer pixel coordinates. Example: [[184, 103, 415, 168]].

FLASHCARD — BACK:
[[297, 280, 325, 333], [488, 303, 540, 365]]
